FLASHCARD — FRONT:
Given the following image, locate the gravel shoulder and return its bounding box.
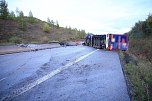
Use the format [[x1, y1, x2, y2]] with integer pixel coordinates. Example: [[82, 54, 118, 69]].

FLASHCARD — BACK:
[[0, 43, 61, 55]]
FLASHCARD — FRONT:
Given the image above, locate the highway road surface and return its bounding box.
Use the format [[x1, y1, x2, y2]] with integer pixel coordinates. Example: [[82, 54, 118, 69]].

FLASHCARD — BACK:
[[0, 46, 130, 101]]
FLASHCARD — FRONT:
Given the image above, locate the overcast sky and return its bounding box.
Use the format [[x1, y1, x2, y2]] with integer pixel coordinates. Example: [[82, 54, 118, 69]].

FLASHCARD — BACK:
[[7, 0, 152, 34]]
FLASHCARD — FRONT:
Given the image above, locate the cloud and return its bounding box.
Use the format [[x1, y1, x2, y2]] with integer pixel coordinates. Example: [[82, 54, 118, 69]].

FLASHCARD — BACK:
[[7, 0, 152, 34]]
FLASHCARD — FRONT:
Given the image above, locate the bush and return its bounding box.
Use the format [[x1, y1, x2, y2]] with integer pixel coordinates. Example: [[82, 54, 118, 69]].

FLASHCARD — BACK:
[[129, 37, 152, 62], [43, 23, 50, 33], [28, 17, 35, 23], [28, 17, 38, 24], [19, 19, 27, 31], [9, 36, 22, 44]]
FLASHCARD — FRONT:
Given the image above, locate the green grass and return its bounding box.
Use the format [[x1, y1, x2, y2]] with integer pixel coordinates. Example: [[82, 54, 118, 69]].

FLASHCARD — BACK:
[[9, 36, 23, 44], [120, 52, 152, 101]]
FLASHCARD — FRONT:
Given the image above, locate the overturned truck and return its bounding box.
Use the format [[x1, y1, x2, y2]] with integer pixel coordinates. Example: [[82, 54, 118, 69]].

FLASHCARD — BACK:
[[84, 33, 128, 51]]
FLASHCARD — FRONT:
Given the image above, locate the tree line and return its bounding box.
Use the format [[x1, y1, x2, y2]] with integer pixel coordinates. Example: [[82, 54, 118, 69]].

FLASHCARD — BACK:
[[0, 0, 86, 39], [128, 13, 152, 61], [129, 14, 152, 38], [0, 0, 59, 28]]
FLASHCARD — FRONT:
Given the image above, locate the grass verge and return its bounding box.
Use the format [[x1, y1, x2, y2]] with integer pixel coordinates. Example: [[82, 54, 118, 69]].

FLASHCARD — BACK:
[[119, 51, 152, 101]]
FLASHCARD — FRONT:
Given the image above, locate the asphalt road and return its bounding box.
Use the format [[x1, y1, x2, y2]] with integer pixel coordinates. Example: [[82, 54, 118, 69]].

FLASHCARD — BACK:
[[0, 46, 130, 101]]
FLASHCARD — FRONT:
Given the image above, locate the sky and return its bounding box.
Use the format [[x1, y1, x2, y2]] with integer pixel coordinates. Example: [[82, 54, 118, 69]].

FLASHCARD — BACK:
[[7, 0, 152, 34]]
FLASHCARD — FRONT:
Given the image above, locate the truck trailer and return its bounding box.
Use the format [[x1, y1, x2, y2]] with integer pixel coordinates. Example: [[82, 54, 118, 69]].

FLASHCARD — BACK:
[[107, 34, 128, 51], [84, 33, 129, 51]]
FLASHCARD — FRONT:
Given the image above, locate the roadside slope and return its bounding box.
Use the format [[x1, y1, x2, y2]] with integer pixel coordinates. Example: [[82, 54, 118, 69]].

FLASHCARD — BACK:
[[120, 14, 152, 101], [0, 17, 85, 45]]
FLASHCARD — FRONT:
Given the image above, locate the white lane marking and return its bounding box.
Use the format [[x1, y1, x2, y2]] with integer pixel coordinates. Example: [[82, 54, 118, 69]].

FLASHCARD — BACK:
[[1, 49, 99, 100], [0, 77, 6, 82]]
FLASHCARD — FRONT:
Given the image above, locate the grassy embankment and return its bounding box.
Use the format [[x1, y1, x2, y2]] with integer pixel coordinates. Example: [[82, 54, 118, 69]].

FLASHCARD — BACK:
[[120, 15, 152, 101], [0, 16, 85, 45]]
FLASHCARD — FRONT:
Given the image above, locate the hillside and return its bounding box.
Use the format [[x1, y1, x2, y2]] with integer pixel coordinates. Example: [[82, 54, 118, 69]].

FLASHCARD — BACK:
[[0, 16, 85, 45]]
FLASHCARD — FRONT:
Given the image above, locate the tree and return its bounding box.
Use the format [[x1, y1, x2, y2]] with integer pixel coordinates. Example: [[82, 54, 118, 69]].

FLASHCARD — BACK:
[[15, 7, 19, 17], [29, 10, 33, 17], [19, 11, 24, 17], [10, 11, 15, 17], [56, 20, 59, 29], [47, 17, 51, 26], [47, 17, 51, 23], [78, 29, 85, 39], [0, 0, 9, 19], [146, 14, 152, 36], [51, 20, 54, 26], [129, 14, 152, 38], [68, 26, 71, 30], [9, 11, 15, 19], [28, 10, 35, 23]]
